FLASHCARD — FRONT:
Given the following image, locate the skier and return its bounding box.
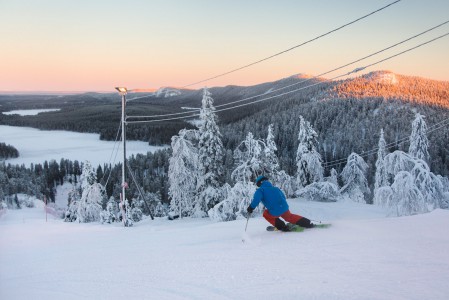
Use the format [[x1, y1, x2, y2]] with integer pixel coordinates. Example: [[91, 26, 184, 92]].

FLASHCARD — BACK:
[[247, 175, 314, 231]]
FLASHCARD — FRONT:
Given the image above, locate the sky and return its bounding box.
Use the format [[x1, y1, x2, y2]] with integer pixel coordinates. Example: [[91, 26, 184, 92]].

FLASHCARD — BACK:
[[0, 0, 448, 93]]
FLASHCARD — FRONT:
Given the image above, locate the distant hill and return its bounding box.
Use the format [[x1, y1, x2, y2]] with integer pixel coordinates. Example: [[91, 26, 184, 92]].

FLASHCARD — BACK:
[[219, 71, 449, 180], [1, 70, 448, 178], [326, 71, 449, 108]]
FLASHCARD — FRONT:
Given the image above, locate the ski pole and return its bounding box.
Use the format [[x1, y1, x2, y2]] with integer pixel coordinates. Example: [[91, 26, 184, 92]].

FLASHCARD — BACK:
[[244, 213, 251, 232], [242, 213, 251, 243]]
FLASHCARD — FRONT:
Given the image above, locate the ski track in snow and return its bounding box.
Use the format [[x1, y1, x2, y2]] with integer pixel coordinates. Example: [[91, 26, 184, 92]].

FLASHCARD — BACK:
[[1, 197, 449, 300]]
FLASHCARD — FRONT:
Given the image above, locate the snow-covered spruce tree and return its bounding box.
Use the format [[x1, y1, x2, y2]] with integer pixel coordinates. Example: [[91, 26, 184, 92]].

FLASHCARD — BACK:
[[231, 132, 263, 184], [100, 196, 119, 224], [374, 129, 389, 191], [326, 168, 339, 187], [410, 159, 443, 210], [196, 88, 225, 216], [145, 191, 167, 217], [437, 175, 449, 209], [409, 113, 429, 163], [340, 153, 369, 203], [262, 124, 281, 179], [297, 181, 341, 202], [276, 170, 297, 198], [64, 185, 81, 222], [375, 150, 445, 215], [77, 161, 104, 223], [388, 171, 427, 216], [208, 183, 235, 221], [168, 129, 199, 218], [296, 116, 323, 188], [209, 132, 261, 221], [261, 124, 297, 197]]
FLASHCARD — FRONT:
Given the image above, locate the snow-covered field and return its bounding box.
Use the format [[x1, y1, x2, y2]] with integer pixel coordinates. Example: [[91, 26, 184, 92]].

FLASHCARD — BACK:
[[1, 198, 448, 300], [0, 125, 165, 167], [2, 109, 61, 116]]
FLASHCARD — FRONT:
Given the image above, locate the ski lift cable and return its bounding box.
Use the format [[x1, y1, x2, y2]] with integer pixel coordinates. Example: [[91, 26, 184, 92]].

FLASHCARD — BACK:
[[179, 0, 402, 89], [126, 20, 449, 119], [125, 31, 449, 125]]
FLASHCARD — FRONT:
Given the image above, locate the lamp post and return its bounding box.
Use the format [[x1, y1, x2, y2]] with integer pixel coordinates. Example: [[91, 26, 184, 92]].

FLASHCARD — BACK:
[[115, 87, 130, 226]]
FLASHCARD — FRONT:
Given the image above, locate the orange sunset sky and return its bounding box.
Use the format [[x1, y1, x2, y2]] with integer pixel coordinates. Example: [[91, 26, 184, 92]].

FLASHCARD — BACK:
[[0, 0, 448, 93]]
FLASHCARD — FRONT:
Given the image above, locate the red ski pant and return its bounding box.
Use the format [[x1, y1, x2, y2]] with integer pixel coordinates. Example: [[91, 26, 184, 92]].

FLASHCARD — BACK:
[[263, 209, 303, 226]]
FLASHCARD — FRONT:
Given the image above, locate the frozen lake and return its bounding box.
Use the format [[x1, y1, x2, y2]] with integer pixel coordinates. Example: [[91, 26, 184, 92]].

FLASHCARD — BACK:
[[2, 109, 61, 116], [0, 125, 165, 167]]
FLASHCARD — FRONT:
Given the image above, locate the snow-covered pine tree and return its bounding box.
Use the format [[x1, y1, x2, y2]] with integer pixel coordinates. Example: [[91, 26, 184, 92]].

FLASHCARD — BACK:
[[209, 132, 262, 221], [77, 161, 104, 223], [196, 88, 225, 216], [64, 184, 81, 222], [326, 168, 339, 187], [437, 175, 449, 209], [231, 132, 263, 184], [410, 159, 443, 210], [375, 150, 445, 215], [409, 113, 429, 163], [296, 116, 323, 188], [276, 170, 297, 198], [262, 124, 281, 178], [388, 171, 427, 216], [340, 152, 369, 203], [168, 129, 199, 218], [144, 191, 166, 217], [297, 181, 340, 202], [100, 196, 119, 224], [374, 129, 389, 191]]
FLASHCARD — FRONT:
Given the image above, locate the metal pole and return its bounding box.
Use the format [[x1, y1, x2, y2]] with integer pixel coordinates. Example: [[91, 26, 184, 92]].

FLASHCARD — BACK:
[[121, 93, 126, 207]]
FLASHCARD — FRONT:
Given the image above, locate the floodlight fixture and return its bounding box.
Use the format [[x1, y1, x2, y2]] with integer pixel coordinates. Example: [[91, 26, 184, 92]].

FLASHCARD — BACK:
[[115, 87, 128, 94]]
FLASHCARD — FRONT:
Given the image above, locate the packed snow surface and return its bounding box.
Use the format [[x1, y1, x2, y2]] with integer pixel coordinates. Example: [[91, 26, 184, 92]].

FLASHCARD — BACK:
[[0, 125, 165, 167], [1, 198, 448, 300]]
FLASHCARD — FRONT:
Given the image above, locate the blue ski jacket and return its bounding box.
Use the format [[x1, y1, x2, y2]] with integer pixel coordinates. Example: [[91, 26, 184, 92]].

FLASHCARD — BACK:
[[249, 180, 289, 216]]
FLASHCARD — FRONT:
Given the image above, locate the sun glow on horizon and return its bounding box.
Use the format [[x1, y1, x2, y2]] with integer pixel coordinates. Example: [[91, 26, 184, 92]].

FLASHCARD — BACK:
[[0, 1, 448, 92]]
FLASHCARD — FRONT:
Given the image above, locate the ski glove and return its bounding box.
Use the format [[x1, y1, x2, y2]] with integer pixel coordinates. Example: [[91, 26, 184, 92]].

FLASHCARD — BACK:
[[247, 206, 254, 214]]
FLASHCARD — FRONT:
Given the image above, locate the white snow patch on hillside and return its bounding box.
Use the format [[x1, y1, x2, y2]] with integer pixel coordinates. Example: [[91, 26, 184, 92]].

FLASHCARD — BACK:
[[366, 71, 399, 85], [1, 198, 448, 300], [155, 87, 181, 98]]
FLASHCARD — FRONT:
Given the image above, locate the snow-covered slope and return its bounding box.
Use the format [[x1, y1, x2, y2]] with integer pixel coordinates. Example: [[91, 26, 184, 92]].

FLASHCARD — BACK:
[[1, 199, 448, 300]]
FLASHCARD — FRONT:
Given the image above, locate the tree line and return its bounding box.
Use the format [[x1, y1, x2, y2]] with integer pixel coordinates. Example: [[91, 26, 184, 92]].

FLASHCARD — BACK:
[[0, 143, 19, 159]]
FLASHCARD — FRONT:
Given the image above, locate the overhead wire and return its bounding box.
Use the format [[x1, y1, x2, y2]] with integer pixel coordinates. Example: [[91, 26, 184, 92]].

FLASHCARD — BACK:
[[124, 0, 402, 103], [180, 0, 402, 88], [125, 31, 449, 125], [102, 121, 123, 187], [126, 20, 449, 120]]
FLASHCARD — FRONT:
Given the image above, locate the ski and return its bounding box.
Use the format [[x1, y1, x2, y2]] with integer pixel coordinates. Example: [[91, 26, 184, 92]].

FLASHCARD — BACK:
[[313, 223, 332, 229], [266, 223, 331, 232]]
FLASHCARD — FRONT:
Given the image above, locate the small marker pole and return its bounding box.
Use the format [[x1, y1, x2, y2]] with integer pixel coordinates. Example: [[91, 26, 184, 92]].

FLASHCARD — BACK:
[[45, 196, 47, 222]]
